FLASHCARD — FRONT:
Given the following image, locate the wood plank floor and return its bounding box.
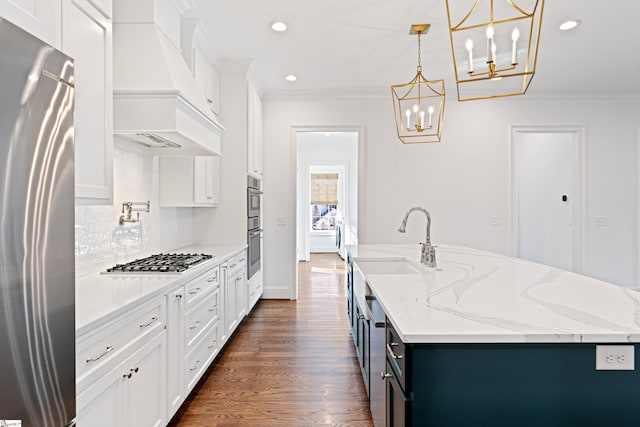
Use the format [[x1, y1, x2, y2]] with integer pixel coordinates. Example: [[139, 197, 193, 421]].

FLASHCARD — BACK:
[[169, 253, 373, 427]]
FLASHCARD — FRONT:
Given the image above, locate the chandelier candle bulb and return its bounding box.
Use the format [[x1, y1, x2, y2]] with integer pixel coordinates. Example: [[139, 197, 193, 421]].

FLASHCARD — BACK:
[[465, 38, 474, 73], [420, 110, 425, 129], [428, 106, 434, 127], [486, 25, 494, 62], [406, 109, 411, 129], [511, 27, 520, 64], [413, 104, 419, 127], [491, 41, 497, 64]]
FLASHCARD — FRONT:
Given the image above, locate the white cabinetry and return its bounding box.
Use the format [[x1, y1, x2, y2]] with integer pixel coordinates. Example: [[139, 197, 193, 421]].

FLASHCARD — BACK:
[[77, 249, 247, 425], [247, 81, 263, 179], [159, 156, 220, 207], [166, 287, 185, 419], [0, 0, 61, 47], [221, 251, 247, 343], [76, 297, 167, 427], [192, 44, 220, 116], [62, 0, 113, 204], [183, 266, 222, 393]]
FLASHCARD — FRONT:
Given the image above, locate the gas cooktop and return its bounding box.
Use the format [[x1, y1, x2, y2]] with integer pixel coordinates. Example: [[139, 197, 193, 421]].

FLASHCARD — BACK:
[[104, 253, 214, 274]]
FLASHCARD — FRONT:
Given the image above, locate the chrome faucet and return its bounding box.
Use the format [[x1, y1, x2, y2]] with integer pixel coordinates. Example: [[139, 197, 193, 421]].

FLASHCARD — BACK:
[[398, 207, 436, 267]]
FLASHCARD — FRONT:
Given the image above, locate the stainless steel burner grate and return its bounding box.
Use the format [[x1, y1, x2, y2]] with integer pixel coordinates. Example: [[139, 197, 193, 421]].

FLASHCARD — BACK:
[[104, 253, 213, 274]]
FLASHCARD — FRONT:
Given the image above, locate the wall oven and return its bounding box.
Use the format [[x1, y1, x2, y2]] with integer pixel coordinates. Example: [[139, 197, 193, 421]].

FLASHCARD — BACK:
[[247, 176, 262, 279], [247, 176, 262, 218]]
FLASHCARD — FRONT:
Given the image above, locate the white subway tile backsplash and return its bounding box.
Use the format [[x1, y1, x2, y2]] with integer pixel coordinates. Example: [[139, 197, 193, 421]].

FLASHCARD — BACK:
[[74, 138, 194, 277]]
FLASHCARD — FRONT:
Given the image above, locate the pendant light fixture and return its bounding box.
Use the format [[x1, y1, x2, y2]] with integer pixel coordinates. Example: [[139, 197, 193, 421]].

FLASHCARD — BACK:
[[445, 0, 545, 101], [391, 24, 445, 144]]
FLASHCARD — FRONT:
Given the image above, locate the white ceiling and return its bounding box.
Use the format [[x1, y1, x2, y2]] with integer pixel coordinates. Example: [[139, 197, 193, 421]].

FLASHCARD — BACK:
[[193, 0, 640, 97]]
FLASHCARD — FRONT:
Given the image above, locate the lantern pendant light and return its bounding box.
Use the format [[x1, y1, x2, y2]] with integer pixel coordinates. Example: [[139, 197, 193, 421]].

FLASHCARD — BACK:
[[391, 24, 446, 144]]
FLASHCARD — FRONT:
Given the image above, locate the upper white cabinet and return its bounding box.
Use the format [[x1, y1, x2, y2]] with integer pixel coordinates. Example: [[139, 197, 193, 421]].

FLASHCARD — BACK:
[[86, 0, 111, 18], [62, 0, 113, 205], [247, 81, 263, 179], [192, 44, 220, 116], [159, 156, 220, 207], [0, 0, 61, 48]]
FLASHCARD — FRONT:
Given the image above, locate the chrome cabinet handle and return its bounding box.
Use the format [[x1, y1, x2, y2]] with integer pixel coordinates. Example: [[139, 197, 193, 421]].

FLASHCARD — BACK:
[[189, 320, 201, 330], [208, 340, 217, 349], [190, 360, 201, 371], [208, 306, 217, 312], [86, 345, 114, 363], [381, 371, 392, 380], [175, 294, 183, 299], [235, 277, 242, 284], [189, 287, 201, 295], [131, 367, 139, 373], [139, 316, 158, 328], [386, 343, 403, 360], [207, 99, 213, 104], [207, 276, 217, 283], [229, 263, 237, 269], [123, 372, 132, 379]]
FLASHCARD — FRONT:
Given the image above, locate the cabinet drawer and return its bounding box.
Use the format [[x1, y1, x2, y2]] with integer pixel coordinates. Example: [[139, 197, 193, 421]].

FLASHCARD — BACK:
[[226, 251, 246, 276], [185, 266, 220, 310], [386, 320, 407, 392], [185, 321, 219, 392], [185, 288, 219, 351], [77, 297, 165, 384], [248, 280, 262, 301]]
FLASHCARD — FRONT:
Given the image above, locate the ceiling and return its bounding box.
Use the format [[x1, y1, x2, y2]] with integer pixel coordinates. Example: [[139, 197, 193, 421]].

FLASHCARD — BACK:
[[193, 1, 640, 98]]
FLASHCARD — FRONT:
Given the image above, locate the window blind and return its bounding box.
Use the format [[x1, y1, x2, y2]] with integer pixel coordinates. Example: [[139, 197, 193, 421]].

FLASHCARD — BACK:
[[310, 173, 338, 205]]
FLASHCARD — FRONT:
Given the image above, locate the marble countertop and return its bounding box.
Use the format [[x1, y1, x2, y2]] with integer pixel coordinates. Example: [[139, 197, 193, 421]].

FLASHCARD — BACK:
[[348, 244, 640, 344], [76, 244, 246, 335]]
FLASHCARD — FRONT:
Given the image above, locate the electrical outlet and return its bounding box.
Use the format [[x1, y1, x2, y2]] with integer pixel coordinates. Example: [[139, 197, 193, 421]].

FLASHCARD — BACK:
[[596, 345, 635, 370]]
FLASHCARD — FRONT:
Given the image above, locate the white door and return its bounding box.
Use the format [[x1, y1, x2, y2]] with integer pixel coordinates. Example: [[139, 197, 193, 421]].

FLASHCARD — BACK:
[[513, 129, 582, 271]]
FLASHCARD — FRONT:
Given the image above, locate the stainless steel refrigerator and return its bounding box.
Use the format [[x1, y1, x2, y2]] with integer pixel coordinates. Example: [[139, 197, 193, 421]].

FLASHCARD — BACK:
[[0, 18, 76, 427]]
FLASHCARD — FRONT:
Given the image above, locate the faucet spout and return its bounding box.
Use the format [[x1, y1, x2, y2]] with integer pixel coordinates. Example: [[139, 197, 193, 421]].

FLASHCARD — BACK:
[[398, 207, 435, 267], [399, 207, 431, 245]]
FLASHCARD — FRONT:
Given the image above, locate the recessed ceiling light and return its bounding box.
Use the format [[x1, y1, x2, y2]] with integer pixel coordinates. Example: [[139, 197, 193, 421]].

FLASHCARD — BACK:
[[285, 75, 297, 82], [271, 21, 287, 32], [559, 19, 581, 31]]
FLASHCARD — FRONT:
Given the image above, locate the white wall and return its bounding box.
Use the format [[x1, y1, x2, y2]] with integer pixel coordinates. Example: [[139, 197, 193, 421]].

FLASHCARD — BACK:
[[263, 95, 640, 296], [74, 139, 194, 278]]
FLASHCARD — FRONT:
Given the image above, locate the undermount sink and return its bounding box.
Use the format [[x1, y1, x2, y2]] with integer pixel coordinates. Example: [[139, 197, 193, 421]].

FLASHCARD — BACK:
[[355, 259, 420, 275]]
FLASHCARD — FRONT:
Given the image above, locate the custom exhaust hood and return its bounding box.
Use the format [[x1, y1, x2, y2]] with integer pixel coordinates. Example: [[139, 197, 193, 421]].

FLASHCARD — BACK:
[[112, 19, 223, 156]]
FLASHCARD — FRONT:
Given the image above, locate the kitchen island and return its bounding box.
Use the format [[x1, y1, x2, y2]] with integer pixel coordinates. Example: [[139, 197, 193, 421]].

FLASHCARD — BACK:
[[347, 244, 640, 427]]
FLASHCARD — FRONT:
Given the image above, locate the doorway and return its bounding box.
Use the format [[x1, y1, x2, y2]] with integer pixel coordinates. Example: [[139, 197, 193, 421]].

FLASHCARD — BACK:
[[294, 130, 360, 299], [511, 126, 585, 272]]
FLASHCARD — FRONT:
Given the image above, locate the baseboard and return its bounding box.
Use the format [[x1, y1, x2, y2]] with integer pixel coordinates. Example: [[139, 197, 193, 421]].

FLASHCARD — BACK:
[[262, 287, 291, 299]]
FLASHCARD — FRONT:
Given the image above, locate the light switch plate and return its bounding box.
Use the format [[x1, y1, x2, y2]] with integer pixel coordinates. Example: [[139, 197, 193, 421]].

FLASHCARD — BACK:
[[596, 345, 635, 370]]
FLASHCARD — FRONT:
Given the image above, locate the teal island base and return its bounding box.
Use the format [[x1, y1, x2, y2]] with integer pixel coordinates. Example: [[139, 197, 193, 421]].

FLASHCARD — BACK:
[[398, 343, 640, 427]]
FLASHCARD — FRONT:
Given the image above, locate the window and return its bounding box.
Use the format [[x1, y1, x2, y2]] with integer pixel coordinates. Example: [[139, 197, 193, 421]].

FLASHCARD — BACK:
[[310, 173, 338, 231]]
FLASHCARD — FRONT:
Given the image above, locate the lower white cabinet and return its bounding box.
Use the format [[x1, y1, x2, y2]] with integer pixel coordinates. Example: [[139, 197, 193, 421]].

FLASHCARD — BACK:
[[247, 269, 263, 312], [77, 249, 247, 426], [222, 252, 247, 344], [159, 156, 220, 207], [77, 330, 167, 427], [166, 287, 185, 419]]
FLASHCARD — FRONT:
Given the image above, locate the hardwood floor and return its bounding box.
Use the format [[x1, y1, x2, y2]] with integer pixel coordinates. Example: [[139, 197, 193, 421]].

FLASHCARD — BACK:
[[169, 253, 373, 427]]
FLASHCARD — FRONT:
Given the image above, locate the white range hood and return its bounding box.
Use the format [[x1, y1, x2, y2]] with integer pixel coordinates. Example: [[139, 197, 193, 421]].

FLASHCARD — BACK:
[[112, 21, 223, 156]]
